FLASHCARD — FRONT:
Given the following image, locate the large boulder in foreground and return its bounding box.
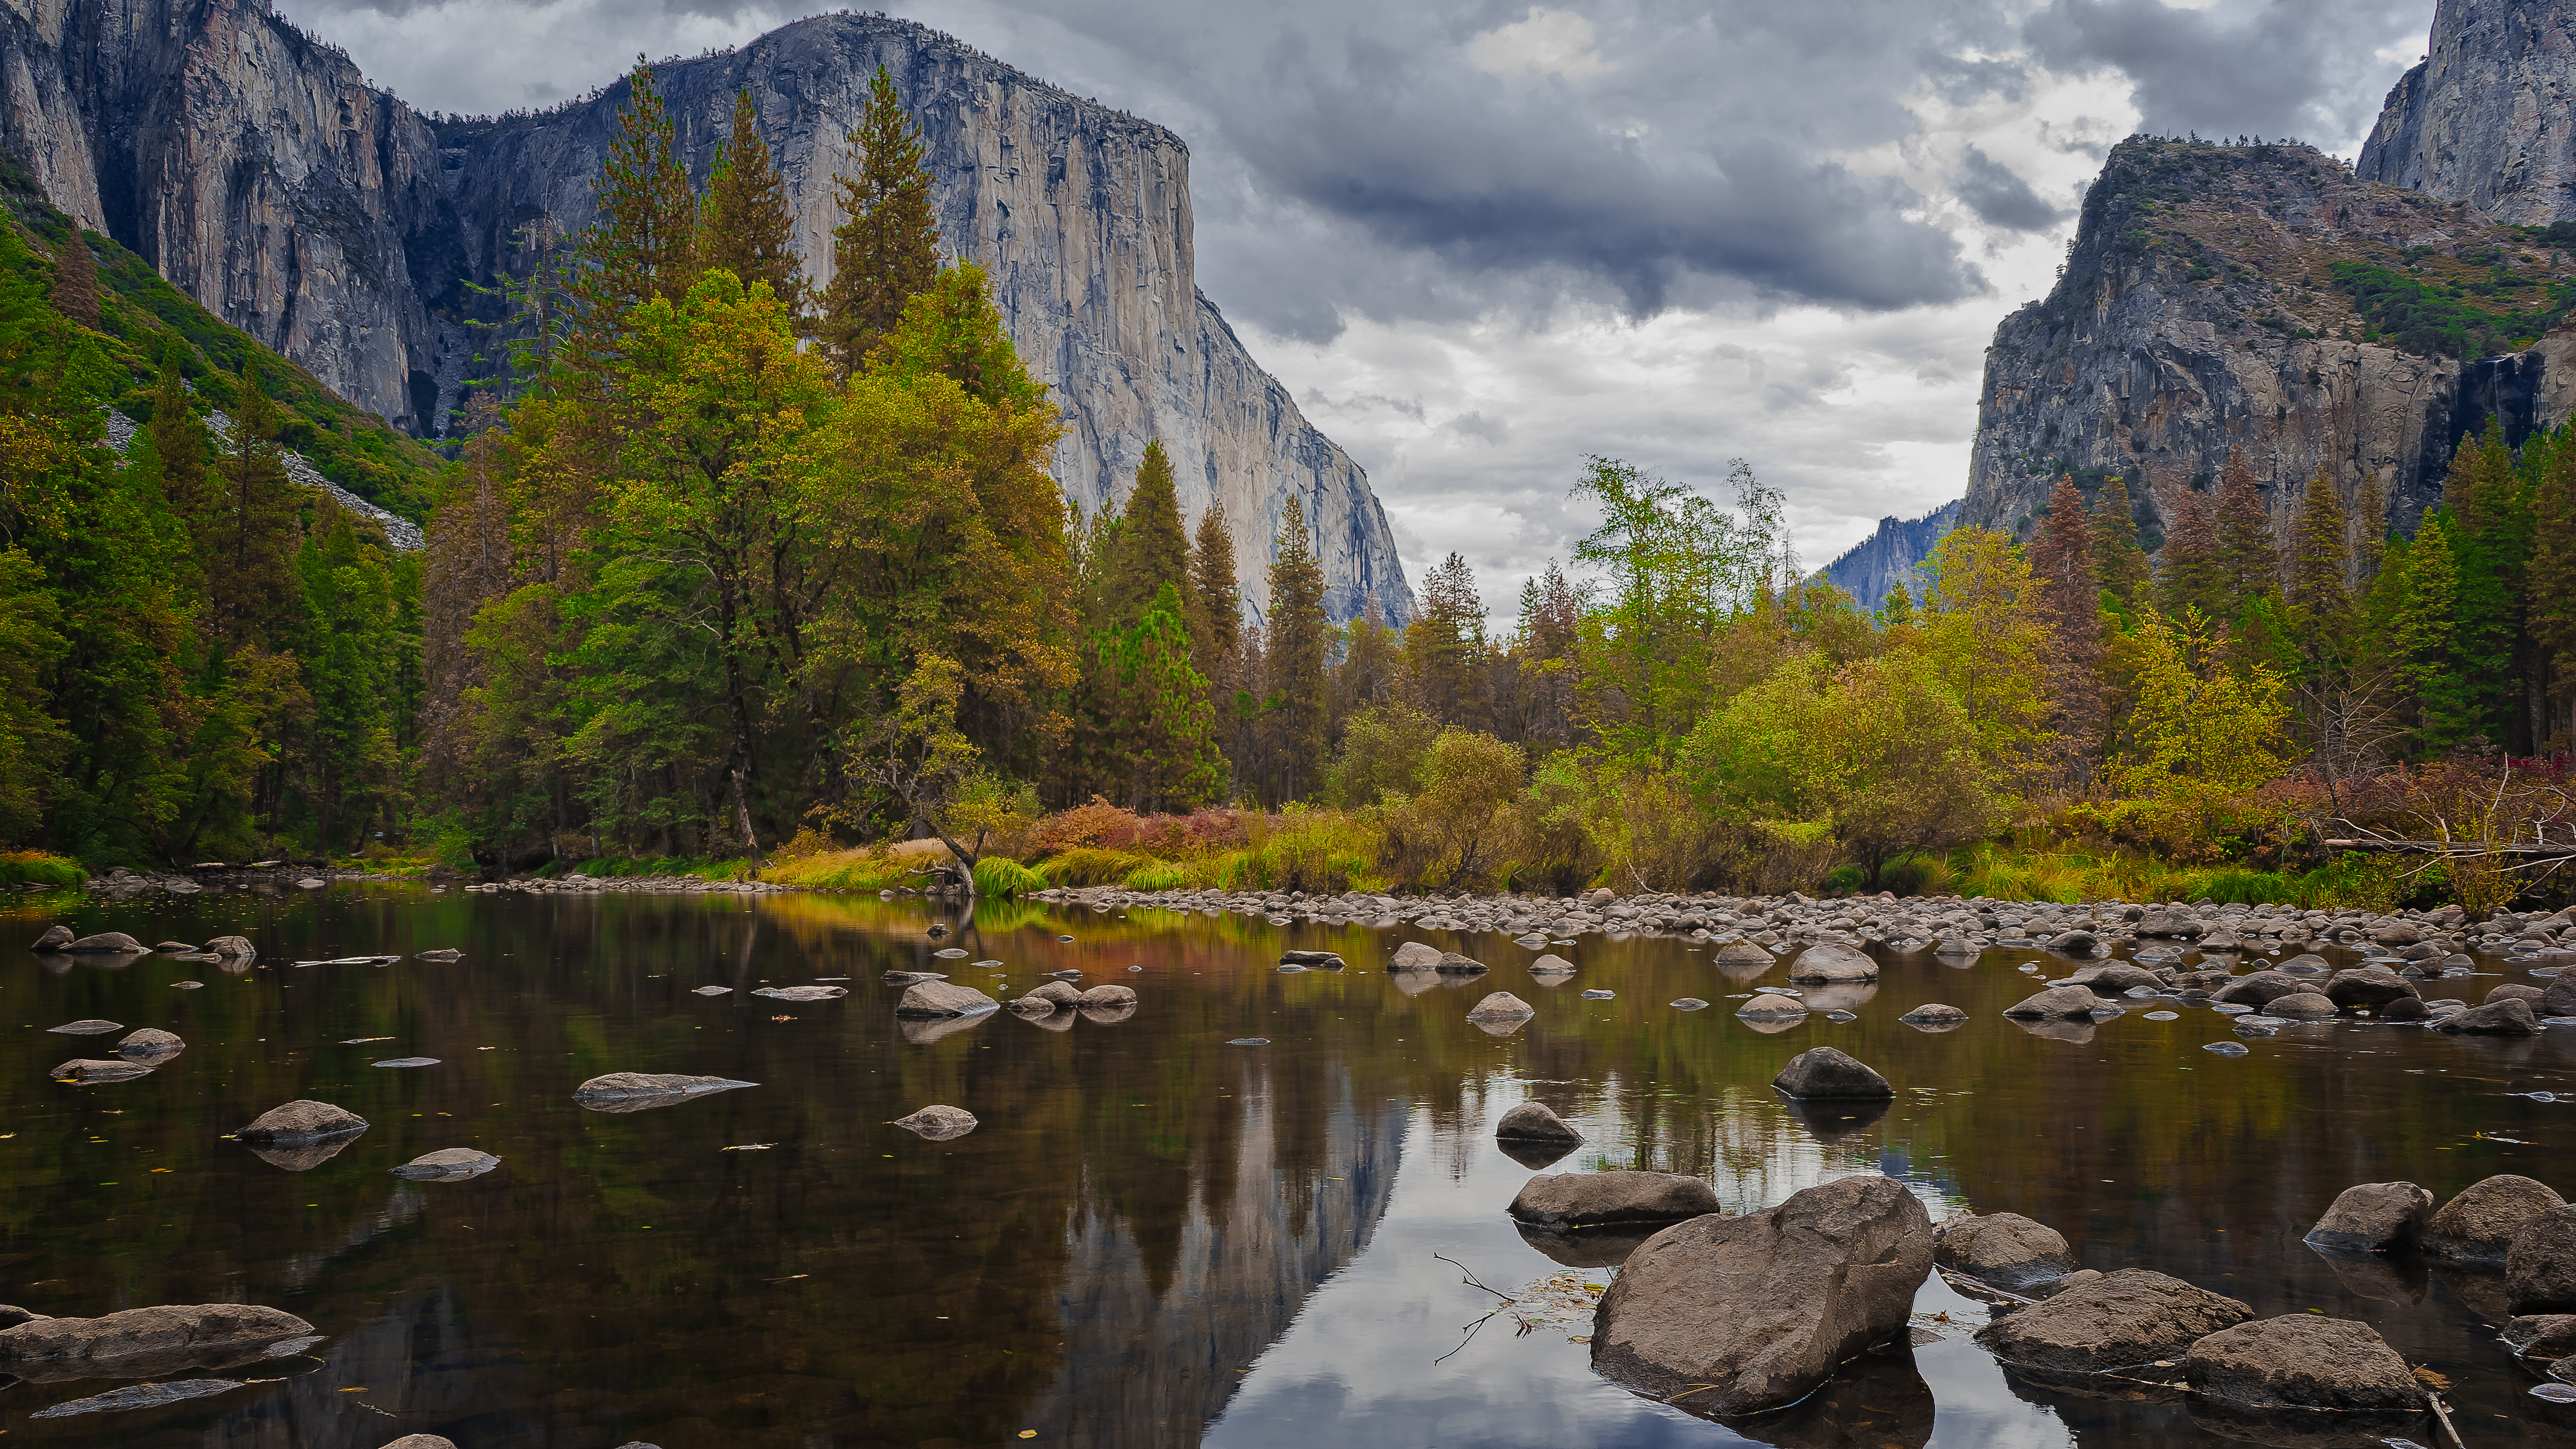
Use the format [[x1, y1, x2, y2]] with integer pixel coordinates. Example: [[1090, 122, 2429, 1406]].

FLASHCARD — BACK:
[[2423, 1174, 2565, 1263], [1973, 1269, 2251, 1371], [1590, 1173, 1931, 1416], [1785, 942, 1877, 982], [236, 1100, 366, 1143], [2303, 1182, 2433, 1253], [1771, 1047, 1892, 1100], [1507, 1170, 1719, 1228], [2182, 1315, 2424, 1411], [1935, 1212, 2075, 1293], [2509, 1205, 2576, 1312], [0, 1304, 314, 1381], [894, 981, 1000, 1018]]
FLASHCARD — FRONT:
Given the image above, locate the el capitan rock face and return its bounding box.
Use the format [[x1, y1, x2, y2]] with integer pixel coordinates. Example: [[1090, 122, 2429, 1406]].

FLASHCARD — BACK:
[[0, 2, 1412, 623], [2358, 0, 2576, 226]]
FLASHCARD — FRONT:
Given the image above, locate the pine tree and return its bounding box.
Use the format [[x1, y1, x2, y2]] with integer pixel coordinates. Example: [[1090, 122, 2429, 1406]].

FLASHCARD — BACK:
[[1265, 494, 1331, 801], [49, 225, 99, 329], [2355, 470, 2391, 583], [2157, 486, 2225, 622], [1106, 440, 1187, 624], [1186, 496, 1239, 666], [2030, 474, 2104, 775], [2089, 471, 2150, 605], [1409, 551, 1486, 728], [697, 89, 807, 317], [821, 64, 941, 374], [1334, 595, 1400, 718], [2288, 463, 2349, 620], [574, 60, 699, 338], [210, 361, 306, 653], [145, 340, 210, 528], [2394, 519, 2471, 743], [2215, 448, 2279, 603], [2534, 438, 2576, 747]]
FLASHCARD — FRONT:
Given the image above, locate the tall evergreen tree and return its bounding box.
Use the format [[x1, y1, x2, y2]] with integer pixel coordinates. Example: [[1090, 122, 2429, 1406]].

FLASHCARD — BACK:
[[1186, 497, 1239, 665], [1264, 494, 1331, 801], [145, 340, 210, 531], [48, 225, 98, 329], [2089, 471, 2150, 606], [211, 361, 304, 653], [821, 64, 941, 374], [1408, 551, 1487, 728], [574, 60, 699, 339], [2287, 463, 2349, 622], [2533, 436, 2576, 746], [697, 89, 807, 317], [2355, 470, 2391, 583], [1106, 440, 1187, 623], [2157, 486, 2225, 623], [2215, 449, 2280, 603], [2031, 474, 2103, 774]]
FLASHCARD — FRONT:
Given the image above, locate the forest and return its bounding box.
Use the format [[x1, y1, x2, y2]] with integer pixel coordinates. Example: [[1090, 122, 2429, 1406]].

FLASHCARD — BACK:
[[2, 68, 2573, 909]]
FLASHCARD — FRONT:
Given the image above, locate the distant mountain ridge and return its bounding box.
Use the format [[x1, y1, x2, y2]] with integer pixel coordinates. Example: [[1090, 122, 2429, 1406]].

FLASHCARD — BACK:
[[0, 0, 1413, 622], [1818, 501, 1960, 611]]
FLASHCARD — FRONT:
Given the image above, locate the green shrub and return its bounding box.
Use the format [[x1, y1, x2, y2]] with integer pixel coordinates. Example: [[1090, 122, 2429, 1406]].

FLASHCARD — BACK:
[[0, 850, 82, 887], [974, 855, 1049, 898], [1042, 848, 1159, 887], [1122, 860, 1188, 891]]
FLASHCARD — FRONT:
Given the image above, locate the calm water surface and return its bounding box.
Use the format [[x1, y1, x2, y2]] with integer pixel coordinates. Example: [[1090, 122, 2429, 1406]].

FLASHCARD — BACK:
[[4, 886, 2574, 1448]]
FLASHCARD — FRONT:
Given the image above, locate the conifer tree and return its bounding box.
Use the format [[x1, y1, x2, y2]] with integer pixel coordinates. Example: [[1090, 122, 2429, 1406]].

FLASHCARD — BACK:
[[697, 89, 807, 317], [2393, 519, 2470, 742], [1186, 497, 1239, 665], [1106, 440, 1188, 624], [2157, 486, 2225, 623], [2089, 471, 2150, 605], [2031, 474, 2103, 772], [145, 340, 209, 528], [2215, 448, 2279, 603], [2288, 464, 2349, 621], [575, 60, 699, 339], [1409, 551, 1487, 728], [2533, 440, 2576, 746], [1334, 595, 1400, 718], [822, 64, 941, 374], [210, 361, 305, 653], [49, 225, 98, 329], [2355, 470, 2391, 582], [1264, 494, 1331, 801]]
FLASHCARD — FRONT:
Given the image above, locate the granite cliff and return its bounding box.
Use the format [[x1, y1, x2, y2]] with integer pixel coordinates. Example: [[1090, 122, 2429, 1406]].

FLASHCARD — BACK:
[[1958, 137, 2576, 547], [0, 0, 1412, 622], [1817, 501, 1958, 611], [2359, 0, 2576, 226]]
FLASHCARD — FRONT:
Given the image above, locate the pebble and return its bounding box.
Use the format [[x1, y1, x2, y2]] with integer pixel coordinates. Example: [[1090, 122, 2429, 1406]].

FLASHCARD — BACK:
[[2143, 1011, 2178, 1021], [1581, 988, 1615, 999], [1228, 1037, 1269, 1045]]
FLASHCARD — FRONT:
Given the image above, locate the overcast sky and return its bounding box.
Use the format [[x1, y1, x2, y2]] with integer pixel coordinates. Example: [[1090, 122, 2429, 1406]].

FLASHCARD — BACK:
[[285, 0, 2433, 624]]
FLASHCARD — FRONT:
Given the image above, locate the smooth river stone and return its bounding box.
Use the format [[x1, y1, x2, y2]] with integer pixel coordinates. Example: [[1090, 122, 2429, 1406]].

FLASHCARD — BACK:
[[571, 1073, 758, 1113], [392, 1149, 502, 1181]]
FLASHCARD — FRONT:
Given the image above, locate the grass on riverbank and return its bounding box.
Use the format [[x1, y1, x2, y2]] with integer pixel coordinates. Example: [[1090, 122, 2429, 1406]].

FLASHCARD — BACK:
[[1902, 845, 2416, 910], [0, 851, 83, 887]]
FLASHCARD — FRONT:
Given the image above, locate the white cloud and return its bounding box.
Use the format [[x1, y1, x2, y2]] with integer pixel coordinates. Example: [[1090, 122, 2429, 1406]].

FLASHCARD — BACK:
[[1467, 9, 1613, 79]]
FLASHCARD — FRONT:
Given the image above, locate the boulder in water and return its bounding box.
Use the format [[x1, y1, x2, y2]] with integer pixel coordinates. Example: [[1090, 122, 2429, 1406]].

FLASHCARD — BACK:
[[1785, 942, 1877, 982], [1390, 942, 1444, 971], [1735, 992, 1807, 1021], [237, 1100, 366, 1143], [1590, 1173, 1932, 1416], [392, 1149, 501, 1181], [2303, 1182, 2433, 1252], [1076, 983, 1137, 1008], [61, 932, 148, 954], [2266, 992, 2337, 1018], [115, 1027, 183, 1059], [202, 935, 255, 958], [2182, 1315, 2424, 1411], [50, 1058, 152, 1083], [571, 1074, 756, 1113], [1935, 1212, 2076, 1293], [1771, 1046, 1892, 1100], [893, 1105, 978, 1141], [1898, 1003, 1966, 1028], [2002, 986, 2102, 1020], [2430, 998, 2542, 1035], [29, 924, 70, 951], [1466, 992, 1535, 1023], [1507, 1170, 1721, 1227], [46, 1019, 121, 1035], [2324, 968, 2418, 1011], [894, 981, 1000, 1018], [1972, 1269, 2251, 1371], [750, 984, 847, 1001], [1494, 1100, 1581, 1146], [2509, 1205, 2576, 1312], [0, 1303, 316, 1381]]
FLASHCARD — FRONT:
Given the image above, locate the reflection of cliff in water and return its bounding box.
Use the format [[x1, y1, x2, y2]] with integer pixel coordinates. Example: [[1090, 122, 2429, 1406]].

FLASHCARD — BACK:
[[1045, 1070, 1408, 1447]]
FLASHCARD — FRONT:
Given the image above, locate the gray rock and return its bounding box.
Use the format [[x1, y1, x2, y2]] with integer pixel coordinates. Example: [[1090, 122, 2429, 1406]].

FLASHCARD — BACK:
[[2266, 992, 2337, 1018], [750, 984, 847, 1001], [2002, 985, 2102, 1020], [571, 1074, 757, 1113], [2545, 976, 2576, 1017], [2134, 909, 2206, 939], [2211, 971, 2306, 1007], [1785, 941, 1877, 983], [0, 1303, 316, 1381], [29, 1377, 251, 1418], [392, 1148, 501, 1181], [1390, 942, 1445, 971], [30, 924, 71, 950], [376, 1437, 462, 1449], [895, 981, 1001, 1018], [2047, 930, 2098, 954], [1735, 992, 1808, 1021], [2430, 997, 2543, 1035], [1494, 1100, 1582, 1145], [2425, 1174, 2567, 1263], [1507, 1170, 1722, 1227], [1434, 952, 1488, 975], [237, 1100, 367, 1143], [203, 935, 255, 957], [49, 1058, 152, 1082], [1973, 1268, 2252, 1371], [1528, 954, 1576, 974], [1712, 942, 1774, 974], [415, 948, 464, 961], [2324, 968, 2418, 1011], [1935, 1212, 2076, 1293], [1076, 983, 1137, 1008], [115, 1027, 183, 1058], [2183, 1315, 2424, 1411], [1466, 991, 1535, 1022], [2510, 1205, 2576, 1312], [2303, 1182, 2434, 1252], [2065, 963, 2163, 996], [2382, 996, 2431, 1023], [893, 1105, 978, 1141], [61, 932, 148, 953], [2489, 982, 2548, 1006], [692, 985, 732, 995], [1771, 1046, 1892, 1100], [1590, 1173, 1932, 1415], [1668, 996, 1709, 1011], [1006, 996, 1061, 1018], [46, 1019, 121, 1035]]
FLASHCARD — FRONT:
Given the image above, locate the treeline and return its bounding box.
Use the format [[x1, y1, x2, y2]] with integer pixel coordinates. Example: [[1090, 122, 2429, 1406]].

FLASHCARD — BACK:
[[0, 165, 430, 866]]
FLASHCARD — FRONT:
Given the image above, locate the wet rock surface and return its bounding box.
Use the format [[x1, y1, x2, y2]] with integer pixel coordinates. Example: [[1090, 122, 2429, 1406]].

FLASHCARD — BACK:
[[0, 1303, 316, 1380], [237, 1099, 367, 1143], [1507, 1170, 1722, 1228], [1494, 1100, 1581, 1145], [1590, 1173, 1932, 1415], [393, 1148, 502, 1181], [2509, 1205, 2576, 1312], [2425, 1174, 2566, 1264], [2183, 1315, 2425, 1411], [2303, 1182, 2434, 1252], [894, 981, 1001, 1018], [1771, 1046, 1893, 1100], [1974, 1269, 2253, 1371], [1935, 1212, 2077, 1293], [572, 1074, 758, 1112], [893, 1105, 978, 1141]]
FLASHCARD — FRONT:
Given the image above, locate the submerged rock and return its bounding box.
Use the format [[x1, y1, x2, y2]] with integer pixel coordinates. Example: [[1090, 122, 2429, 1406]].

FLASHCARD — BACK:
[[50, 1058, 152, 1083], [1513, 1221, 1661, 1269], [2303, 1182, 2433, 1252], [1591, 1173, 1932, 1416], [1494, 1100, 1582, 1146], [1668, 996, 1710, 1011], [692, 985, 732, 995], [894, 981, 1001, 1018], [2424, 1175, 2565, 1263], [1466, 992, 1536, 1023], [46, 1019, 122, 1035], [893, 1105, 978, 1141], [237, 1100, 366, 1143], [29, 1378, 249, 1418], [392, 1149, 501, 1181], [1075, 984, 1137, 1008], [2183, 1315, 2424, 1411], [1935, 1212, 2076, 1294], [1771, 1046, 1892, 1100], [1712, 942, 1774, 975], [1507, 1170, 1721, 1228], [1736, 992, 1808, 1021], [2266, 992, 2337, 1018], [1973, 1269, 2252, 1372], [1434, 952, 1488, 975], [750, 984, 848, 1001], [0, 1303, 316, 1381], [571, 1074, 757, 1113]]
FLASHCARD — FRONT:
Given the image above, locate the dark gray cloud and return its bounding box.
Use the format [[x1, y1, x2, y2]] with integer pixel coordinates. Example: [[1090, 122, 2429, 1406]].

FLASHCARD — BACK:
[[1955, 144, 2067, 231], [2025, 0, 2429, 147]]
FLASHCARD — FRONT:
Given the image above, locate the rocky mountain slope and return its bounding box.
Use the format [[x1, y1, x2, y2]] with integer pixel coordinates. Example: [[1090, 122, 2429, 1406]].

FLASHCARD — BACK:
[[1817, 501, 1958, 611], [0, 0, 1412, 623], [2358, 0, 2576, 226], [1959, 137, 2576, 545]]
